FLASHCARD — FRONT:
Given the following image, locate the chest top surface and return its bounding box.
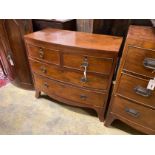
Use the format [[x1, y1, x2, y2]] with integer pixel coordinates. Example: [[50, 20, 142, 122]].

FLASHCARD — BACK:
[[24, 28, 122, 52], [127, 25, 155, 42]]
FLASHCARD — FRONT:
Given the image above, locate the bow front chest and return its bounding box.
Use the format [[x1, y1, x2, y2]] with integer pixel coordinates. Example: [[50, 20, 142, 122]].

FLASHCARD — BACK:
[[24, 28, 122, 121]]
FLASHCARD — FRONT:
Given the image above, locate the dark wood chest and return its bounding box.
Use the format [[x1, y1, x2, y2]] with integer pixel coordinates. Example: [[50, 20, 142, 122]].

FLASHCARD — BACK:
[[105, 25, 155, 134], [24, 28, 122, 121], [0, 19, 33, 89]]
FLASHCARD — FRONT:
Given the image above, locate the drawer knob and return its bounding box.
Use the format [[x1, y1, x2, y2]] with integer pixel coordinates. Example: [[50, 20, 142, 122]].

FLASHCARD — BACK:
[[39, 48, 44, 58], [80, 94, 87, 100], [143, 58, 155, 71], [134, 86, 152, 97], [44, 82, 49, 88], [125, 108, 140, 117], [40, 66, 47, 74], [81, 57, 88, 83]]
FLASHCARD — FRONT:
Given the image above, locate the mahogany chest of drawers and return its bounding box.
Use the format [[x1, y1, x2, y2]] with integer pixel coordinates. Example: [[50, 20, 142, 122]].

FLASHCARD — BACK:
[[24, 28, 122, 121], [105, 25, 155, 134]]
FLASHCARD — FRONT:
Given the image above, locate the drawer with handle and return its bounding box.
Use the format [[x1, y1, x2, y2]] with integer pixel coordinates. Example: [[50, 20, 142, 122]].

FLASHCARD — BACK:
[[116, 73, 155, 109], [123, 46, 155, 78], [30, 59, 109, 91], [111, 96, 155, 131], [63, 53, 113, 75], [33, 74, 106, 107], [27, 44, 60, 65]]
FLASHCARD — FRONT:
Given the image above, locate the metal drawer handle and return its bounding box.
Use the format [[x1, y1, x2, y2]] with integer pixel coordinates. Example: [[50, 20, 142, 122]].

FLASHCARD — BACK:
[[44, 82, 49, 88], [40, 66, 47, 73], [7, 53, 14, 66], [39, 48, 44, 58], [81, 57, 88, 83], [143, 58, 155, 70], [125, 108, 140, 117], [134, 86, 152, 97], [80, 94, 87, 100]]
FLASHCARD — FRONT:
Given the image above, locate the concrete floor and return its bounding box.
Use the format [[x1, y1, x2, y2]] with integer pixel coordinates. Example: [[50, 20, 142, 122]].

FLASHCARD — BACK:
[[0, 83, 142, 135]]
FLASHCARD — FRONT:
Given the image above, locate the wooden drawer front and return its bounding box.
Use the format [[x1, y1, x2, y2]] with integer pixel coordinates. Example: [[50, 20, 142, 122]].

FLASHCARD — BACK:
[[30, 59, 109, 91], [111, 96, 155, 130], [117, 74, 155, 108], [63, 53, 113, 75], [27, 44, 60, 65], [34, 74, 106, 107], [123, 46, 155, 78]]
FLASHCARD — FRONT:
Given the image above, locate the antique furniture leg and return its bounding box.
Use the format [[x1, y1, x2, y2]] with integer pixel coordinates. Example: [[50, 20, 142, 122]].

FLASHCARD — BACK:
[[104, 113, 115, 127], [35, 90, 41, 98], [95, 107, 105, 122]]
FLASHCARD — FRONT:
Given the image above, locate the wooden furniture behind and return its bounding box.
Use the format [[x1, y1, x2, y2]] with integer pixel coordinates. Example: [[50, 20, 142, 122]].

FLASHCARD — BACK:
[[0, 19, 34, 89], [32, 19, 76, 31], [76, 19, 104, 34], [0, 19, 77, 90], [105, 26, 155, 134], [24, 28, 122, 121]]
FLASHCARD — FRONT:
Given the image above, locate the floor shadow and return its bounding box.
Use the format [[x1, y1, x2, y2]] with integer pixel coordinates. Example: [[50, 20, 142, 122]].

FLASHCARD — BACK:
[[111, 120, 145, 135], [39, 94, 145, 135], [39, 94, 98, 117]]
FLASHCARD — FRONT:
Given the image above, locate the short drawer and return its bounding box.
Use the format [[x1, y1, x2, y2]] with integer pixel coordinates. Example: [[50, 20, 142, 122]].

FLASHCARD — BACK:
[[27, 44, 60, 65], [34, 74, 106, 107], [116, 74, 155, 109], [123, 46, 155, 78], [63, 53, 113, 75], [111, 96, 155, 131], [30, 59, 109, 91]]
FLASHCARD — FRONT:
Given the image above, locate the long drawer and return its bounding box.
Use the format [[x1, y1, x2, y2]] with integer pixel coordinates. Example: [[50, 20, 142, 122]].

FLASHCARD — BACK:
[[27, 44, 60, 65], [63, 52, 113, 75], [30, 59, 109, 91], [116, 73, 155, 109], [33, 74, 106, 107], [111, 96, 155, 131], [123, 46, 155, 78]]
